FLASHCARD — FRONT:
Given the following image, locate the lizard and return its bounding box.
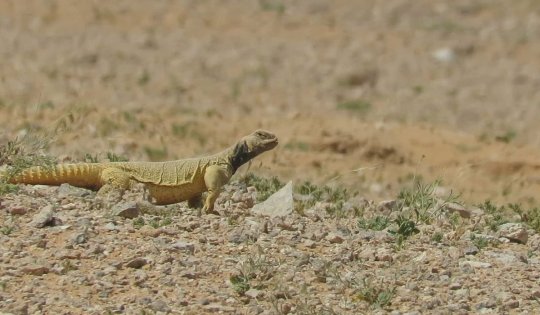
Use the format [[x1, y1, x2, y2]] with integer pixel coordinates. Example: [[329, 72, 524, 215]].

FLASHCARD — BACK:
[[4, 130, 278, 214]]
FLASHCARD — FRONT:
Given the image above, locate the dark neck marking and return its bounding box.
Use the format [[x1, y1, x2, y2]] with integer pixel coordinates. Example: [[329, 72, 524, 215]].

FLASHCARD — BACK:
[[230, 142, 258, 173]]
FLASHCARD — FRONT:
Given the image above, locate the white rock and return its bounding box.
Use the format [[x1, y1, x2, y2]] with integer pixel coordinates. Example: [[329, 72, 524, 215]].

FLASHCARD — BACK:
[[498, 223, 528, 244], [251, 181, 294, 218], [433, 48, 455, 62]]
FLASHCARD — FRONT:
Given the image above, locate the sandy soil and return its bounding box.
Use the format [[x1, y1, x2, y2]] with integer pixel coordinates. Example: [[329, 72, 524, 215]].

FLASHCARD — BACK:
[[1, 1, 540, 206]]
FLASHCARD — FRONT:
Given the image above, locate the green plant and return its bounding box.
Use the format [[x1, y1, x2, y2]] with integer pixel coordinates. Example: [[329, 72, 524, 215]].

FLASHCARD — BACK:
[[337, 100, 371, 114], [230, 274, 251, 295], [106, 152, 128, 162], [495, 130, 517, 143], [511, 203, 540, 234], [0, 134, 55, 194], [132, 217, 145, 229], [431, 232, 444, 243], [0, 225, 14, 235], [284, 141, 310, 151], [470, 234, 489, 250], [144, 146, 168, 161], [240, 173, 284, 202], [388, 215, 419, 247], [358, 216, 391, 231], [398, 180, 459, 223], [259, 0, 285, 14], [479, 200, 508, 231], [354, 278, 395, 309], [84, 153, 99, 163]]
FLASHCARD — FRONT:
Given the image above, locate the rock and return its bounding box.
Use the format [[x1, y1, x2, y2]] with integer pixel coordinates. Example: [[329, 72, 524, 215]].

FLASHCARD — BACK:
[[58, 183, 91, 198], [71, 232, 88, 245], [111, 202, 140, 219], [169, 241, 195, 254], [252, 181, 294, 218], [449, 282, 462, 290], [486, 251, 527, 264], [21, 265, 50, 276], [433, 47, 455, 62], [125, 257, 148, 269], [303, 239, 316, 249], [149, 299, 170, 312], [464, 245, 479, 255], [29, 205, 56, 228], [375, 249, 393, 262], [326, 232, 344, 244], [245, 288, 263, 299], [459, 260, 492, 269], [498, 223, 528, 244], [445, 203, 482, 219], [9, 206, 27, 215]]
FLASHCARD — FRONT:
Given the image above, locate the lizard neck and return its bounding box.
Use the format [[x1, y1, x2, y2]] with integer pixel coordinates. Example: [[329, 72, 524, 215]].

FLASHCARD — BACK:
[[227, 144, 258, 174]]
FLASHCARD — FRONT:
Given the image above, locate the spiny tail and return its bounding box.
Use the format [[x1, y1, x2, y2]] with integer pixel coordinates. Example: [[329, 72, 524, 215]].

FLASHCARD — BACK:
[[7, 163, 105, 190]]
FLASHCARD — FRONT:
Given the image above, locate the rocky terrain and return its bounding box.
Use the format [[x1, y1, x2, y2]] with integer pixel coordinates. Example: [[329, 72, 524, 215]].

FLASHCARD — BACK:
[[1, 177, 540, 314], [2, 1, 540, 314]]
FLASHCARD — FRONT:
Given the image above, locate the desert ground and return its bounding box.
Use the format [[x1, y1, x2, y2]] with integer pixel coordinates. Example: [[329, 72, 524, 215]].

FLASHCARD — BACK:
[[2, 1, 540, 314]]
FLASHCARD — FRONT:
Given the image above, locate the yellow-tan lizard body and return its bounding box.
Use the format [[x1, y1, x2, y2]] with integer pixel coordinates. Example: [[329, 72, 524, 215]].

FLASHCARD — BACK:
[[5, 130, 278, 214]]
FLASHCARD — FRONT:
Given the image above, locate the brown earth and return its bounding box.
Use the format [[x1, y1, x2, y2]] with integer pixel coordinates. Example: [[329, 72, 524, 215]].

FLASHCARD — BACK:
[[2, 1, 540, 314], [2, 0, 540, 206]]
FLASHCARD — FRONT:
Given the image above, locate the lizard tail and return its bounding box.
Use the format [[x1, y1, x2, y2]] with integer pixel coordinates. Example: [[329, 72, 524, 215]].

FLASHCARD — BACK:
[[8, 163, 104, 190]]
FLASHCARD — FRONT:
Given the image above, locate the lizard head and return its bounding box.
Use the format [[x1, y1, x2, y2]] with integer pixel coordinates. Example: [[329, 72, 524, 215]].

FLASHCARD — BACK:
[[230, 130, 278, 172]]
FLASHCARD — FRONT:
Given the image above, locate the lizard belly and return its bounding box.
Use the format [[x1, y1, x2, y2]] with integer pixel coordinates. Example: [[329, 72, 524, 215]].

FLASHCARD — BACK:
[[145, 182, 206, 205]]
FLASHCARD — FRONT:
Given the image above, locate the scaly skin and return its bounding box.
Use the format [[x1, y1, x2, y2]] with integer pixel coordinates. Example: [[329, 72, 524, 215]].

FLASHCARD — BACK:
[[6, 130, 278, 214]]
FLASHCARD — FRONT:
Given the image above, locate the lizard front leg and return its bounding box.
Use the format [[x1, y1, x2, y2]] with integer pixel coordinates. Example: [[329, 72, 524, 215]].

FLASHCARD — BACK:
[[202, 165, 231, 215]]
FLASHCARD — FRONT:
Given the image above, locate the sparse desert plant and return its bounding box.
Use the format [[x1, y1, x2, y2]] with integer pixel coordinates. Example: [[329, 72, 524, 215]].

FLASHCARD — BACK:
[[106, 152, 128, 162], [479, 200, 508, 231], [240, 173, 284, 202], [358, 215, 391, 231], [397, 179, 460, 223], [0, 133, 55, 194], [354, 278, 395, 309], [337, 99, 371, 114], [470, 234, 489, 250], [388, 214, 419, 247], [431, 232, 444, 243]]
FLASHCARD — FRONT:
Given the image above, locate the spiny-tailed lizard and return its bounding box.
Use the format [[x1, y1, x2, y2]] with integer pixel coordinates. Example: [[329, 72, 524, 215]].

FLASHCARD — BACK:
[[4, 130, 278, 214]]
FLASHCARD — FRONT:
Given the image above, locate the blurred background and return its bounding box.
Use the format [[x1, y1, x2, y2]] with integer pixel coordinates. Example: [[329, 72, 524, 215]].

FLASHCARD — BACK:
[[1, 0, 540, 205]]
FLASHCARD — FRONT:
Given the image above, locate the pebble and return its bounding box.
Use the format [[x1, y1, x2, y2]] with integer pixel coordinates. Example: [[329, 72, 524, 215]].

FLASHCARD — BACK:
[[29, 205, 56, 228]]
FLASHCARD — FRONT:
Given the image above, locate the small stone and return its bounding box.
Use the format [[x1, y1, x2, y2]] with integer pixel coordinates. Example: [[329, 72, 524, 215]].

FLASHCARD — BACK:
[[503, 300, 519, 309], [21, 265, 49, 276], [9, 206, 27, 215], [303, 239, 316, 248], [459, 260, 492, 269], [498, 223, 528, 244], [169, 241, 195, 254], [245, 288, 263, 299], [326, 232, 344, 244], [375, 249, 393, 262], [149, 299, 170, 312], [125, 257, 148, 269], [104, 222, 118, 231], [71, 232, 87, 245], [29, 205, 56, 228], [445, 202, 478, 219], [58, 183, 91, 198], [433, 47, 455, 62], [464, 246, 479, 255], [252, 181, 294, 218], [181, 271, 198, 279], [112, 202, 140, 219], [449, 282, 462, 290]]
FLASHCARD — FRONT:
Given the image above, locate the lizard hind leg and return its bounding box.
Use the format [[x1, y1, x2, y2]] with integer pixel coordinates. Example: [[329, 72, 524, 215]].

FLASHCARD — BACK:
[[188, 194, 203, 209], [97, 168, 132, 202]]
